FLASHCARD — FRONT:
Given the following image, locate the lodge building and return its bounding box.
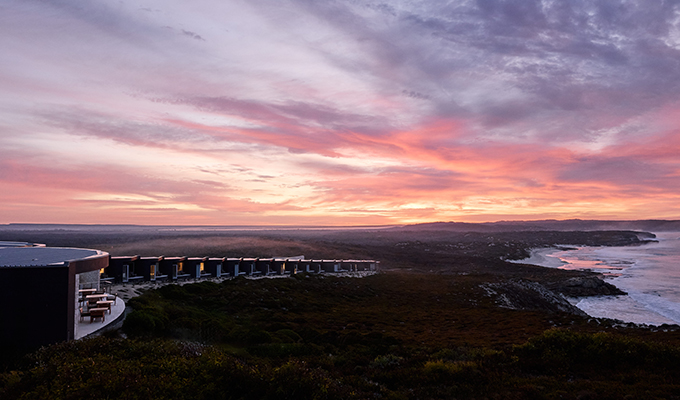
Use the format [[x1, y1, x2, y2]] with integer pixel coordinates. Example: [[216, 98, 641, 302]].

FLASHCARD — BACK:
[[1, 241, 379, 351], [107, 256, 379, 283], [0, 242, 109, 350]]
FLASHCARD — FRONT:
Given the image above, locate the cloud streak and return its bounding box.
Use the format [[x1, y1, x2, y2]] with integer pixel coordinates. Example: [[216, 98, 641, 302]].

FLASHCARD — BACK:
[[1, 0, 679, 224]]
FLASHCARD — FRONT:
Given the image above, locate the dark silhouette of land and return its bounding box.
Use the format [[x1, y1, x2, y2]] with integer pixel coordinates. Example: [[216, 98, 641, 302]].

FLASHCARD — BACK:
[[2, 221, 679, 399], [0, 221, 657, 296]]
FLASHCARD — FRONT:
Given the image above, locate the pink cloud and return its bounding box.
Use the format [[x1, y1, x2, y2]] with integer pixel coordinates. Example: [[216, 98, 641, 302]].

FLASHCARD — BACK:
[[4, 1, 680, 224]]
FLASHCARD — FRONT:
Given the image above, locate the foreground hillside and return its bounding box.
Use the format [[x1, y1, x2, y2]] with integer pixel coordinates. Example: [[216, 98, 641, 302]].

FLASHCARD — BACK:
[[3, 273, 680, 399], [2, 226, 678, 398]]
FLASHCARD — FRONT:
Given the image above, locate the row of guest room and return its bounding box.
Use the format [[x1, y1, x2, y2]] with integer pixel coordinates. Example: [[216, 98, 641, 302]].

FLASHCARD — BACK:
[[106, 256, 380, 284], [0, 242, 381, 353]]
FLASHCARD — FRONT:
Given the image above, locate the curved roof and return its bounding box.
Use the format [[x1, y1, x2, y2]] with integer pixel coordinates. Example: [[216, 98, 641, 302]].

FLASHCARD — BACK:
[[0, 247, 107, 267], [0, 241, 44, 248]]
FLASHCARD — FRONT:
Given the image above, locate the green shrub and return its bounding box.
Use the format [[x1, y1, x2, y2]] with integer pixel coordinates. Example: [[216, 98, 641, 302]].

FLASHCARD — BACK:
[[184, 281, 220, 294], [514, 328, 680, 374], [371, 354, 403, 369], [275, 329, 303, 343], [198, 319, 231, 343], [123, 310, 167, 337], [248, 343, 319, 358], [268, 360, 348, 399], [292, 272, 310, 280], [158, 284, 189, 300], [227, 327, 273, 345], [422, 360, 480, 382]]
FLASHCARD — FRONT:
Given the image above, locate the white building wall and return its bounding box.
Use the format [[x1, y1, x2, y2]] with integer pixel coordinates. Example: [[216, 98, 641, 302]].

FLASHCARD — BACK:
[[78, 270, 100, 290]]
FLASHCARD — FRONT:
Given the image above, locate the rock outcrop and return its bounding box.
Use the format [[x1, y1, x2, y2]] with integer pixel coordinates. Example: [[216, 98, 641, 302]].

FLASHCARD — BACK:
[[546, 275, 626, 297], [481, 280, 588, 317]]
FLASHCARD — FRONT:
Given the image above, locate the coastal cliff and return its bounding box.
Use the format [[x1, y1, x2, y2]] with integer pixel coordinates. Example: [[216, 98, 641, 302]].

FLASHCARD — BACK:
[[547, 275, 626, 297], [482, 279, 589, 316], [480, 274, 624, 317]]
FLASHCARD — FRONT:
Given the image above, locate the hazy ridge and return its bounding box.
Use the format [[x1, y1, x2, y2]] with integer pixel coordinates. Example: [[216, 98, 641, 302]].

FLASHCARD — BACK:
[[4, 219, 679, 233]]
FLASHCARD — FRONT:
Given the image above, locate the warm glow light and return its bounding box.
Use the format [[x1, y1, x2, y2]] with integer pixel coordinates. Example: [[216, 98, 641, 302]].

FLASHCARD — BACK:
[[1, 1, 679, 225]]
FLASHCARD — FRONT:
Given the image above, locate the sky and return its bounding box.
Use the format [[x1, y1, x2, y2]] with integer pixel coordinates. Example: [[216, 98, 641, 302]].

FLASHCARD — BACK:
[[1, 0, 680, 226]]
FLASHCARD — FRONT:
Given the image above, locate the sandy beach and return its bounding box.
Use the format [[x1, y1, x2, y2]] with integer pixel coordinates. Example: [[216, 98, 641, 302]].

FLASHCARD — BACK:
[[507, 247, 568, 268]]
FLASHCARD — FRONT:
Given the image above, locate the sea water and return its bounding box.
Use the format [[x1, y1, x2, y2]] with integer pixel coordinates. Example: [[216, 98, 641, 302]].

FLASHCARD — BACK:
[[524, 232, 680, 326]]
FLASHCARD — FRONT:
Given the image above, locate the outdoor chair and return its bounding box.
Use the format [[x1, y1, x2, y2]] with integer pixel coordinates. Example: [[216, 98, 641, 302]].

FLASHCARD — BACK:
[[97, 301, 113, 313], [90, 309, 106, 323], [79, 307, 91, 322]]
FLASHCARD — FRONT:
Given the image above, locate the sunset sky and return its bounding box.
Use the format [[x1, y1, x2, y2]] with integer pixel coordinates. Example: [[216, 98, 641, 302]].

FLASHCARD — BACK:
[[1, 0, 680, 225]]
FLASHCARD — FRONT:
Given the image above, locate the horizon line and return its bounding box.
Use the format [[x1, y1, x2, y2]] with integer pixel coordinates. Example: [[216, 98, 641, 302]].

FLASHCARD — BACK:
[[3, 218, 680, 229]]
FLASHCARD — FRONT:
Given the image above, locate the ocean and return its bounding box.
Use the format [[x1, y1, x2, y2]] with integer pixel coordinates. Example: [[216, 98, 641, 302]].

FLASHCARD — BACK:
[[519, 231, 680, 326]]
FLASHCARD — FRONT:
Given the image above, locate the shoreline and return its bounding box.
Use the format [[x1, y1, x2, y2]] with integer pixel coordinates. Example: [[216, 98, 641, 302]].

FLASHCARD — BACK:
[[507, 246, 572, 268], [512, 240, 680, 327]]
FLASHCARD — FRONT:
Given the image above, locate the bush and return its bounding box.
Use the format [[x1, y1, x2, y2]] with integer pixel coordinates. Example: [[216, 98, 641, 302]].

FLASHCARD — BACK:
[[248, 343, 319, 358], [123, 310, 167, 337], [274, 329, 303, 343], [422, 360, 480, 382], [227, 327, 273, 345], [268, 360, 349, 399], [158, 284, 189, 300], [371, 354, 403, 369], [514, 328, 680, 374]]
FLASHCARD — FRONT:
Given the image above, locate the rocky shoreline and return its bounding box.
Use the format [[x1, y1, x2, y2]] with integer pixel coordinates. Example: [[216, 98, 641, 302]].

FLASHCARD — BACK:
[[479, 274, 680, 332], [480, 273, 623, 315], [546, 274, 626, 297], [502, 246, 631, 317], [481, 279, 589, 317]]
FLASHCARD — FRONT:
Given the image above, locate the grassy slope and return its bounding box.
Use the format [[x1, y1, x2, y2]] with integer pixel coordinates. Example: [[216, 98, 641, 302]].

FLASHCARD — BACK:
[[4, 273, 680, 399], [2, 228, 680, 398]]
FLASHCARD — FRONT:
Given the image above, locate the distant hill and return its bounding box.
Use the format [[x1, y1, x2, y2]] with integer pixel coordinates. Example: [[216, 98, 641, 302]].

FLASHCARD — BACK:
[[3, 220, 680, 234], [393, 219, 680, 232]]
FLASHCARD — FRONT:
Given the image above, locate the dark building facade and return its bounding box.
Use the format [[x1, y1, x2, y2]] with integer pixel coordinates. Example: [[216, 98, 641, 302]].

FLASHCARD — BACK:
[[137, 256, 162, 282], [159, 256, 188, 280], [184, 257, 208, 278], [0, 243, 109, 353], [108, 256, 140, 283], [205, 257, 225, 277]]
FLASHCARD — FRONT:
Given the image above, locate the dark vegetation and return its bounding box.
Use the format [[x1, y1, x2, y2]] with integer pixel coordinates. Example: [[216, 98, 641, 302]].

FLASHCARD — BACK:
[[3, 273, 680, 399], [1, 224, 679, 398]]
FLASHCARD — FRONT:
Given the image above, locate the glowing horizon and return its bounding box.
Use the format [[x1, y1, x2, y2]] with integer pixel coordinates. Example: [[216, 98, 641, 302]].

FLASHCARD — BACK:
[[1, 1, 680, 225]]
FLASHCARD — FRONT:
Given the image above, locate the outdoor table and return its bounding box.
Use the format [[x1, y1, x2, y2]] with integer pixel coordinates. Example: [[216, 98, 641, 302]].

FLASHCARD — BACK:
[[89, 307, 108, 322], [79, 289, 96, 304], [96, 300, 114, 313], [86, 294, 108, 307]]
